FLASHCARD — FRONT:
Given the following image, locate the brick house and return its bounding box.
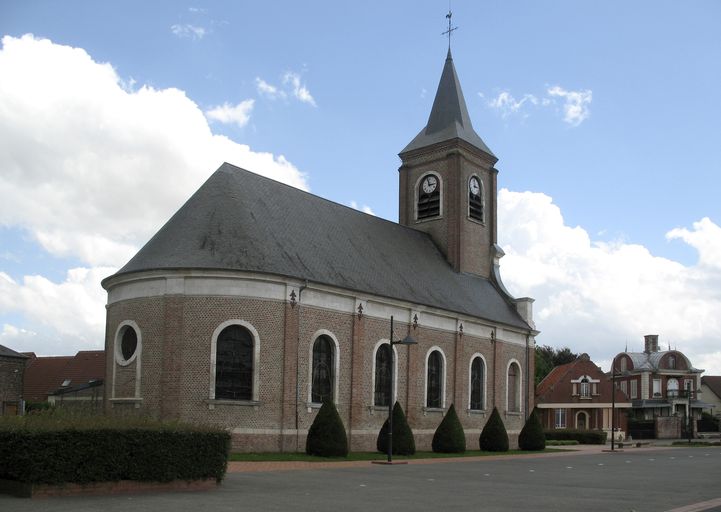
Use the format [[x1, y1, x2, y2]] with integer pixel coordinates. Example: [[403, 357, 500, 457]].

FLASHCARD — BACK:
[[612, 335, 707, 438], [101, 50, 538, 452], [0, 344, 28, 415], [536, 354, 630, 439], [23, 351, 104, 409]]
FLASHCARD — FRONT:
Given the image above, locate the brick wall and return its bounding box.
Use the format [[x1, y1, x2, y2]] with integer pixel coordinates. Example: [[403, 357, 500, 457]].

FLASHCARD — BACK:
[[0, 356, 26, 414]]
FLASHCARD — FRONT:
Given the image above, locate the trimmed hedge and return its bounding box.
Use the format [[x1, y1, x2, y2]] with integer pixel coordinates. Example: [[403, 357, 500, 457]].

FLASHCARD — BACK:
[[544, 429, 607, 444], [0, 423, 230, 484], [518, 409, 545, 451], [306, 398, 348, 457], [479, 407, 509, 452], [377, 402, 415, 455], [432, 404, 466, 453]]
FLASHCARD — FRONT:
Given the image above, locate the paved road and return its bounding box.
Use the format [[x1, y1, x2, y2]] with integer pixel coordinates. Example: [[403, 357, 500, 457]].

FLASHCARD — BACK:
[[3, 446, 721, 511]]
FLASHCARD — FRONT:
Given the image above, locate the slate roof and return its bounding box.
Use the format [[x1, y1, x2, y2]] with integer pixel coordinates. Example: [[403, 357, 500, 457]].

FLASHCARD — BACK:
[[0, 343, 28, 359], [702, 376, 721, 400], [400, 50, 495, 157], [23, 351, 104, 402], [622, 350, 700, 373], [106, 163, 530, 330]]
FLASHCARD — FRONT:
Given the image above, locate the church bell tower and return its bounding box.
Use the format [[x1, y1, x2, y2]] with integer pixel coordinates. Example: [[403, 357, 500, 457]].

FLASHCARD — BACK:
[[398, 48, 500, 278]]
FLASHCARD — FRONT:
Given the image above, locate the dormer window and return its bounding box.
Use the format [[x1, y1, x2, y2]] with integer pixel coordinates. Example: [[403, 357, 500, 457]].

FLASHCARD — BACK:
[[468, 175, 484, 222], [668, 355, 676, 369], [417, 174, 440, 219], [580, 377, 590, 398], [61, 379, 71, 387]]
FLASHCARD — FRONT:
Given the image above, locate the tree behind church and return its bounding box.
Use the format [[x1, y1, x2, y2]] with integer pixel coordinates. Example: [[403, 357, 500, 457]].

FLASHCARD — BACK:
[[535, 345, 578, 385], [306, 398, 348, 457]]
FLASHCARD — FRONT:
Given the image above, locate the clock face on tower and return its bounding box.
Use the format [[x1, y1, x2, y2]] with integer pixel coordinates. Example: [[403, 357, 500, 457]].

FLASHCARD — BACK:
[[421, 175, 438, 194], [469, 176, 480, 196]]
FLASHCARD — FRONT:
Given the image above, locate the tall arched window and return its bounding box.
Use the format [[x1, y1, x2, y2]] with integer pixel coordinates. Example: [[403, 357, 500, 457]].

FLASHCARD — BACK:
[[580, 377, 590, 398], [426, 350, 443, 408], [312, 335, 334, 403], [507, 361, 521, 412], [374, 344, 392, 407], [667, 378, 679, 398], [417, 174, 441, 219], [468, 175, 484, 222], [215, 325, 254, 400], [470, 356, 485, 410]]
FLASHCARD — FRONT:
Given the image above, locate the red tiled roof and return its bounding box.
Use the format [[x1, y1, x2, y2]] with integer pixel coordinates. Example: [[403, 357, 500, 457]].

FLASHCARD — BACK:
[[535, 359, 577, 397], [702, 376, 721, 400], [22, 351, 105, 402]]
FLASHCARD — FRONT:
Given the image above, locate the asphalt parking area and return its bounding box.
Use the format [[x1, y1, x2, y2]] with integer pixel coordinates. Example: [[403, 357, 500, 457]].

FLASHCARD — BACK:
[[2, 447, 720, 511]]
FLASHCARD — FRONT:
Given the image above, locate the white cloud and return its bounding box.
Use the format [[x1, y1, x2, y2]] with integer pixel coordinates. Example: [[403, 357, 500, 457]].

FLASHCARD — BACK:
[[486, 91, 539, 119], [497, 188, 721, 374], [547, 86, 592, 126], [255, 77, 286, 100], [283, 71, 316, 106], [0, 35, 307, 269], [170, 24, 206, 40], [205, 99, 254, 128], [349, 201, 375, 216]]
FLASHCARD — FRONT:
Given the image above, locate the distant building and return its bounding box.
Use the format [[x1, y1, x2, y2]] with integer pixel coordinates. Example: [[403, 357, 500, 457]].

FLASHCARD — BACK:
[[612, 335, 711, 438], [0, 344, 28, 415], [701, 376, 721, 419], [536, 353, 630, 439], [23, 351, 104, 409]]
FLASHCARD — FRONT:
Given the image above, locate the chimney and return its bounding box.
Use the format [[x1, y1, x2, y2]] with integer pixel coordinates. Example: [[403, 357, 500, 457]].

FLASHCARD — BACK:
[[644, 334, 659, 354]]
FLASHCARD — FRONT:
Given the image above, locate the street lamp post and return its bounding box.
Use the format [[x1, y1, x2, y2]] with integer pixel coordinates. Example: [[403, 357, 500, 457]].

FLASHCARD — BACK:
[[385, 315, 417, 463], [611, 366, 617, 451], [687, 380, 693, 444]]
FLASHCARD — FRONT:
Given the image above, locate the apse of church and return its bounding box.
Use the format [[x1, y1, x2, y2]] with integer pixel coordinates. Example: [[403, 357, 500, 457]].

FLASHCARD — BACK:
[[102, 48, 537, 452]]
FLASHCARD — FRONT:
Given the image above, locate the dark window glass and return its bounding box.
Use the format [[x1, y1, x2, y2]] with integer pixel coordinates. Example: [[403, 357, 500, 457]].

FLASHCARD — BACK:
[[470, 357, 484, 410], [120, 327, 138, 361], [312, 335, 334, 403], [426, 350, 443, 408], [374, 344, 392, 406], [215, 325, 254, 400], [418, 175, 440, 219], [469, 178, 484, 222], [508, 363, 519, 412]]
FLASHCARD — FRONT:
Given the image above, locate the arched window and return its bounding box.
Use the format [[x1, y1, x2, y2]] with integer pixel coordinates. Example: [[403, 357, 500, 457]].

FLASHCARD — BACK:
[[507, 361, 521, 412], [215, 325, 254, 400], [470, 356, 485, 410], [580, 377, 590, 398], [417, 174, 440, 219], [374, 344, 392, 406], [667, 378, 679, 398], [619, 356, 627, 372], [312, 335, 334, 403], [426, 350, 444, 408], [468, 175, 484, 222]]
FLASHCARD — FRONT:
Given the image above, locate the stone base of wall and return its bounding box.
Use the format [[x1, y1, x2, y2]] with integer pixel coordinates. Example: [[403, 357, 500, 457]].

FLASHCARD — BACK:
[[656, 416, 682, 439], [0, 478, 218, 499]]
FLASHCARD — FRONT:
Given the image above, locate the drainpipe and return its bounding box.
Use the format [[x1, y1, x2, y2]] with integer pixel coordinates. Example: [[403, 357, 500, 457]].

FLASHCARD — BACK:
[[525, 334, 530, 420], [295, 281, 308, 452]]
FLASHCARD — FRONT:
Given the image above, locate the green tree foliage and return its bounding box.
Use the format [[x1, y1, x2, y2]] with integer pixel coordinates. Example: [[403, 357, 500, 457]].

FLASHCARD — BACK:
[[535, 345, 579, 385], [479, 407, 509, 452], [518, 408, 545, 451], [306, 398, 348, 457], [376, 401, 415, 455], [432, 404, 466, 453]]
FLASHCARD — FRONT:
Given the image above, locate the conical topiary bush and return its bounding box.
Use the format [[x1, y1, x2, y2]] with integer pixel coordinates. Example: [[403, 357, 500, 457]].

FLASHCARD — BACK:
[[376, 401, 415, 455], [306, 397, 348, 457], [432, 404, 466, 453], [479, 406, 509, 452], [518, 408, 545, 451]]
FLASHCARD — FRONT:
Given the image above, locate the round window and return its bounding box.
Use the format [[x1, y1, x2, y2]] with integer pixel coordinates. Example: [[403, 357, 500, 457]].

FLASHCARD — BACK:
[[119, 325, 138, 362]]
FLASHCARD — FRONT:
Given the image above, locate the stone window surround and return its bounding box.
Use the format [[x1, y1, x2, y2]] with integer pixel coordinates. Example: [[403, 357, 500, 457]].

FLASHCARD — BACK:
[[506, 359, 522, 414], [466, 173, 485, 225], [370, 339, 398, 408], [208, 319, 261, 404], [112, 320, 142, 401], [467, 353, 487, 412], [413, 171, 444, 223], [306, 329, 340, 410], [424, 346, 447, 410]]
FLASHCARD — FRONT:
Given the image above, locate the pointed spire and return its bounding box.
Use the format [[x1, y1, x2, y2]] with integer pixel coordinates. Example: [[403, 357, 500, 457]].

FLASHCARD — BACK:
[[401, 52, 494, 157]]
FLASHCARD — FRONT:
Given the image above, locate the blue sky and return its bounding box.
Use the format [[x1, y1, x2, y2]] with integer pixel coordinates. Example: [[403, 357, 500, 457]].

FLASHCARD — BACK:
[[1, 1, 720, 374]]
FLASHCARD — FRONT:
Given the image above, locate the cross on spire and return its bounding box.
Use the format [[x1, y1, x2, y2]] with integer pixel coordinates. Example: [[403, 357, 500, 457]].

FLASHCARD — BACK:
[[442, 10, 458, 51]]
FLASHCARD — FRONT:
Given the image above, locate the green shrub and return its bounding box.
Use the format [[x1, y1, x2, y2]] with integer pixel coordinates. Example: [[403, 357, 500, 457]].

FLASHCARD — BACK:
[[479, 407, 509, 452], [432, 404, 465, 453], [377, 402, 415, 455], [544, 429, 607, 444], [0, 411, 230, 484], [518, 409, 545, 451], [545, 439, 579, 446], [306, 398, 348, 457]]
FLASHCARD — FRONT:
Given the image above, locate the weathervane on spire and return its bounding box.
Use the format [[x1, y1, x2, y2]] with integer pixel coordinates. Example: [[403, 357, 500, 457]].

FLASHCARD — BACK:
[[442, 10, 458, 51]]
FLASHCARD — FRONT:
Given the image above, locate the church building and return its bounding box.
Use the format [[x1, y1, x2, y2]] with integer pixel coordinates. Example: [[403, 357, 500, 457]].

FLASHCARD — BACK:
[[102, 49, 538, 451]]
